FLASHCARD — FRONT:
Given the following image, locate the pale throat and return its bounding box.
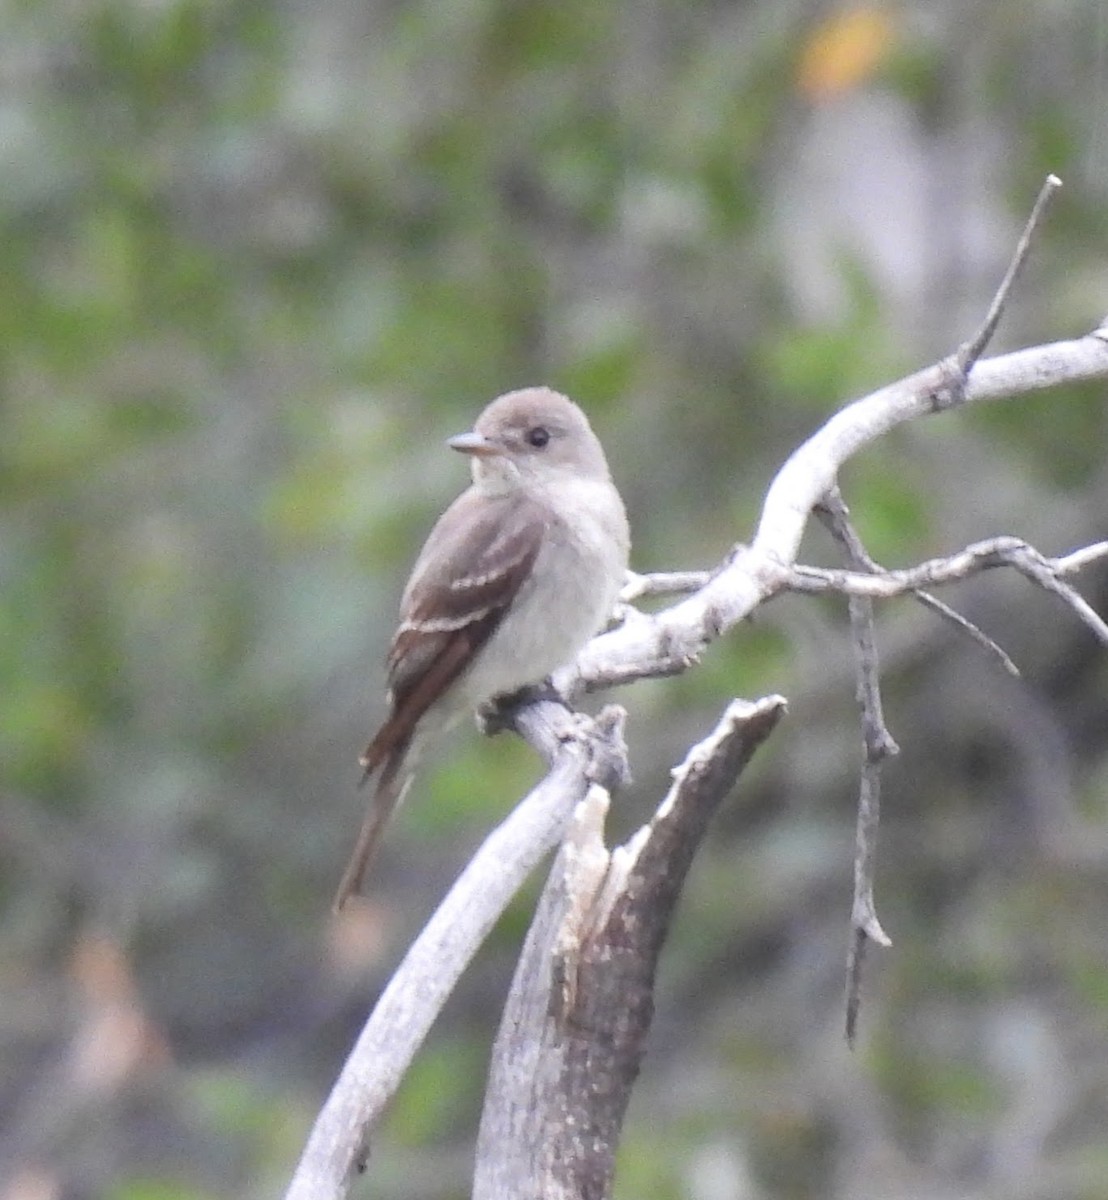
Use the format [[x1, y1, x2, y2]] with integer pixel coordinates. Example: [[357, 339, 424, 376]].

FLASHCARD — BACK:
[[471, 456, 522, 494]]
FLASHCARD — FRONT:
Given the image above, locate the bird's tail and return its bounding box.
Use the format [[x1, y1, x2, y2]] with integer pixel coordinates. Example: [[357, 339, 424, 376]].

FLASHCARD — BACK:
[[332, 748, 414, 912]]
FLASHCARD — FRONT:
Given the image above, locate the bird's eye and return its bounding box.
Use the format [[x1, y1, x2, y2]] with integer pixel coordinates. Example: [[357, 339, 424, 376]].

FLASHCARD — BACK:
[[526, 426, 550, 448]]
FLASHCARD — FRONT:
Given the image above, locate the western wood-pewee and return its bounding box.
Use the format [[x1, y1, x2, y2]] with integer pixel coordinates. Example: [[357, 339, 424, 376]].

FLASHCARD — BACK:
[[333, 387, 630, 911]]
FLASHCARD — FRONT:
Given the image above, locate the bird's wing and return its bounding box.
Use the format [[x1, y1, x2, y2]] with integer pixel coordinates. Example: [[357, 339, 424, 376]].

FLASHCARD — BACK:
[[359, 487, 547, 773]]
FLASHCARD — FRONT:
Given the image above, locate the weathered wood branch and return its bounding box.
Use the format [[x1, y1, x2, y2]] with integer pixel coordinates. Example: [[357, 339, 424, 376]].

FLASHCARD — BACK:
[[285, 703, 628, 1200], [566, 325, 1108, 700], [287, 251, 1108, 1198], [473, 697, 786, 1200]]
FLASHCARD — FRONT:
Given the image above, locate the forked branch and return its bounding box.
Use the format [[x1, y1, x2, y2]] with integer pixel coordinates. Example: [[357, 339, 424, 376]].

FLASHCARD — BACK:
[[287, 177, 1108, 1199]]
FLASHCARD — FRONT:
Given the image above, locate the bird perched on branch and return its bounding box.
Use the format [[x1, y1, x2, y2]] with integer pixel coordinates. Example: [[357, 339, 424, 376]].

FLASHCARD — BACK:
[[333, 387, 630, 911]]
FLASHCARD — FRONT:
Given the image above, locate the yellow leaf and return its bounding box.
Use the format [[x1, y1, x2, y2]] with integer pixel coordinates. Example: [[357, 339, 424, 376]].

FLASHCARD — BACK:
[[797, 5, 897, 102]]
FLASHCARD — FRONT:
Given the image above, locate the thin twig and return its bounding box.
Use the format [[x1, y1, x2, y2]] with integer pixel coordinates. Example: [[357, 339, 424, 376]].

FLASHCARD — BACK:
[[815, 492, 895, 1047], [1009, 551, 1108, 641], [958, 174, 1063, 373], [911, 591, 1020, 678], [572, 332, 1108, 698], [924, 174, 1063, 416], [787, 538, 1108, 644], [807, 503, 1022, 677]]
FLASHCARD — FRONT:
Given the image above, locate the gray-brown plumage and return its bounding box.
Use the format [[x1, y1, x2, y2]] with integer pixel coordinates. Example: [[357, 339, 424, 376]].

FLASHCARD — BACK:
[[333, 387, 629, 911]]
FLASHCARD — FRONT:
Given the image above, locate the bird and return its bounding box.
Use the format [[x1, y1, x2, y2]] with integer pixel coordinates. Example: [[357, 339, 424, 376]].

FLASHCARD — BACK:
[[333, 387, 630, 911]]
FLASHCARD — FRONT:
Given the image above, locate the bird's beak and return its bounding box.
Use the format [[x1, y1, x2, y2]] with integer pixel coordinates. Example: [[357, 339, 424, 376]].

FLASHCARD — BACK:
[[448, 431, 502, 457]]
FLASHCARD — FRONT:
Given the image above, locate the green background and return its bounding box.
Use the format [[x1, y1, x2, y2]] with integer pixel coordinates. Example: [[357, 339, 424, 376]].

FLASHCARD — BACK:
[[3, 2, 1108, 1197]]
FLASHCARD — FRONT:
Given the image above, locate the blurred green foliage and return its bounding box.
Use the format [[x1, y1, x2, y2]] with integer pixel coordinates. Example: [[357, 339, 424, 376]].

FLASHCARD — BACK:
[[2, 1, 1108, 1198]]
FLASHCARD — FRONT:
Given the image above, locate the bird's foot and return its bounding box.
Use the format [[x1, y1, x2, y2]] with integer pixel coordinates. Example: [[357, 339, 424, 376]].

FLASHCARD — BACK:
[[477, 678, 565, 736]]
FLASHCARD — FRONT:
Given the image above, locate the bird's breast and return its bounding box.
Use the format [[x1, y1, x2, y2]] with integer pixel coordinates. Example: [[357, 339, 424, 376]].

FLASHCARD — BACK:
[[456, 481, 628, 705]]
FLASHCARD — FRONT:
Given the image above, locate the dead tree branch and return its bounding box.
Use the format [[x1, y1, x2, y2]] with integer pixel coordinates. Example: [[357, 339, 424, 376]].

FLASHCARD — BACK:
[[815, 491, 897, 1046], [566, 325, 1108, 700], [785, 538, 1108, 643], [473, 697, 786, 1200], [286, 703, 628, 1200], [287, 175, 1108, 1199]]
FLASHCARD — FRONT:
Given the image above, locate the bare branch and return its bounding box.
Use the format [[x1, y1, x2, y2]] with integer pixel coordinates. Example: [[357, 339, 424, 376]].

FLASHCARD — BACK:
[[568, 329, 1108, 699], [620, 568, 713, 602], [785, 538, 1108, 644], [815, 492, 895, 1047], [292, 188, 1108, 1192], [1008, 547, 1108, 642], [815, 492, 899, 762], [1058, 541, 1108, 572], [285, 703, 628, 1200], [958, 173, 1062, 373], [909, 591, 1021, 678], [820, 486, 1023, 677], [474, 696, 786, 1199]]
